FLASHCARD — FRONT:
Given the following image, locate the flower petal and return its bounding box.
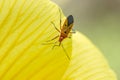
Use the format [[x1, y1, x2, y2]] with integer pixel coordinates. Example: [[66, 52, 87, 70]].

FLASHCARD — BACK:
[[0, 0, 71, 80], [62, 32, 117, 80]]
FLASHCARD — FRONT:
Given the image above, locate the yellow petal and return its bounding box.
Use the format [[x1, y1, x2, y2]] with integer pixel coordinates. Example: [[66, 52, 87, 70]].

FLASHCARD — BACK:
[[0, 0, 117, 80], [0, 0, 71, 80], [62, 31, 117, 80]]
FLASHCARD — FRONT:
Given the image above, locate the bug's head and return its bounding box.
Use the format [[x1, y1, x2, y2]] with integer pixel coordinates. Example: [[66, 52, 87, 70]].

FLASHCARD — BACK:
[[67, 15, 74, 26]]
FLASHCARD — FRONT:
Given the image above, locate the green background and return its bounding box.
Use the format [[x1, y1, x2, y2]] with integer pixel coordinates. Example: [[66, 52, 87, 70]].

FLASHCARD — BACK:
[[52, 0, 120, 79]]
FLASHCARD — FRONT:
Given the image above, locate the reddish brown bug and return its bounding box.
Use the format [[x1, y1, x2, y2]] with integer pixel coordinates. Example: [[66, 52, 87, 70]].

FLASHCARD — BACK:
[[47, 9, 75, 60], [51, 15, 74, 45]]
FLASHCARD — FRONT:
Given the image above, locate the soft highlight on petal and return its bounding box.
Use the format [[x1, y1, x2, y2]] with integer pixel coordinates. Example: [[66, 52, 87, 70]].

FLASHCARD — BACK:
[[62, 32, 117, 80], [0, 0, 72, 80]]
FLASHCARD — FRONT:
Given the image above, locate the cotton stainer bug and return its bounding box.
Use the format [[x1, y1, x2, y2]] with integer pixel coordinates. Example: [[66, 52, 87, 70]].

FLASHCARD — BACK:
[[47, 9, 75, 60]]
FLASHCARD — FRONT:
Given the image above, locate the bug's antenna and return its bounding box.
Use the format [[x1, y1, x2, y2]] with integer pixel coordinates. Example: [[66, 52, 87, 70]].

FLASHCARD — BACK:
[[61, 44, 70, 60], [59, 8, 62, 30]]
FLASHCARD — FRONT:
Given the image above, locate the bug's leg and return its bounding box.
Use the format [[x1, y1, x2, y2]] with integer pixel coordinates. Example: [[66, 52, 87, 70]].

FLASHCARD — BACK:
[[67, 31, 76, 38], [70, 29, 76, 33], [67, 32, 72, 39], [70, 31, 76, 33], [51, 22, 60, 33], [52, 41, 59, 49], [68, 36, 72, 39], [59, 9, 62, 30], [61, 44, 70, 60], [67, 29, 76, 39], [52, 43, 70, 60], [42, 42, 54, 45], [52, 41, 62, 49], [59, 42, 61, 46], [41, 35, 59, 45], [46, 35, 59, 42]]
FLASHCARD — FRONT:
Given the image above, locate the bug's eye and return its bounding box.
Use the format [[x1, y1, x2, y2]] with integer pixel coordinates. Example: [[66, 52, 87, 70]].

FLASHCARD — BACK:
[[64, 31, 67, 33]]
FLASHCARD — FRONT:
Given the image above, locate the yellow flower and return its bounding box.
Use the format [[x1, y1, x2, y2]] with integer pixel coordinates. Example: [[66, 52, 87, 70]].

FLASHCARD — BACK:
[[0, 0, 117, 80]]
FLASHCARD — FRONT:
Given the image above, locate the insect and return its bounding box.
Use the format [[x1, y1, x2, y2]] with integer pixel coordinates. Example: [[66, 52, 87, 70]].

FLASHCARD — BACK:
[[47, 9, 75, 60]]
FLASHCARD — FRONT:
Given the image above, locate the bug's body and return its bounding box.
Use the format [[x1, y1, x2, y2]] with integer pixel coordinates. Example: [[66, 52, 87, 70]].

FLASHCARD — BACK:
[[59, 15, 74, 45], [47, 11, 74, 60]]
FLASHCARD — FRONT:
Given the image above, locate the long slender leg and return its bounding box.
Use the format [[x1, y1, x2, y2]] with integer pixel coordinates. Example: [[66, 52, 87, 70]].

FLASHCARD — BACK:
[[68, 36, 72, 39], [52, 41, 61, 49], [67, 33, 72, 39], [51, 22, 60, 33], [42, 35, 59, 45], [70, 28, 76, 33], [61, 44, 70, 60], [42, 42, 55, 45], [68, 30, 76, 39], [70, 31, 76, 33], [52, 42, 70, 60], [46, 35, 59, 42]]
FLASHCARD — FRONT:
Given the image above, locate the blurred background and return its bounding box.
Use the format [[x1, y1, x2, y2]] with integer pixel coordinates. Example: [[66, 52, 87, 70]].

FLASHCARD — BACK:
[[52, 0, 120, 79]]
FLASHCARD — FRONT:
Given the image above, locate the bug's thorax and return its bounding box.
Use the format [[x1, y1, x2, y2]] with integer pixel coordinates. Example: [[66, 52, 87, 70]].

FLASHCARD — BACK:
[[59, 32, 67, 42]]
